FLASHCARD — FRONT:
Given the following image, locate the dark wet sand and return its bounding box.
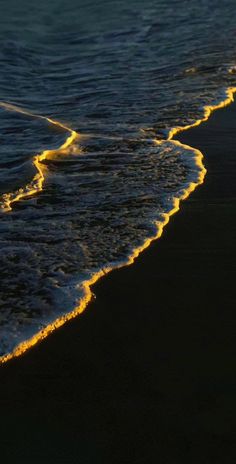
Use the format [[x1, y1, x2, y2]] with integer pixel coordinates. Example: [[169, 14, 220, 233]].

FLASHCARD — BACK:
[[0, 101, 236, 464]]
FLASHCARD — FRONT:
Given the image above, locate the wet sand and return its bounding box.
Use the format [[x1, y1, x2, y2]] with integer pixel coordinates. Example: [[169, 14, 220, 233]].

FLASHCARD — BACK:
[[0, 100, 236, 463]]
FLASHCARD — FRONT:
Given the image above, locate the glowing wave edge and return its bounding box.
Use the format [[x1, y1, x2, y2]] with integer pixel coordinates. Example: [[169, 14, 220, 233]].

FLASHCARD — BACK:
[[0, 86, 235, 364], [0, 102, 79, 212]]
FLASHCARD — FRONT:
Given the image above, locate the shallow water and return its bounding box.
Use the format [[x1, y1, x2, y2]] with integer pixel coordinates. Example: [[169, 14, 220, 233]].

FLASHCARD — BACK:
[[0, 0, 236, 356]]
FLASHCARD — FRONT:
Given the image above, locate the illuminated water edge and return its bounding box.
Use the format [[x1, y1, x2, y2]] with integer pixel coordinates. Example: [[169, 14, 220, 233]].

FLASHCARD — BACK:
[[0, 86, 236, 364], [0, 102, 79, 212]]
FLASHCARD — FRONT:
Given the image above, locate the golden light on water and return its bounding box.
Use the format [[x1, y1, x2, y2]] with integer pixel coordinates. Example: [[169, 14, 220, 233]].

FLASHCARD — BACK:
[[167, 86, 236, 140], [0, 102, 79, 212], [0, 87, 235, 364]]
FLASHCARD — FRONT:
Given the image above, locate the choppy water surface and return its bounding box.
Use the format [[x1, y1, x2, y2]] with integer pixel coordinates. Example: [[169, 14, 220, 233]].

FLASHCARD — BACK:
[[0, 0, 236, 356]]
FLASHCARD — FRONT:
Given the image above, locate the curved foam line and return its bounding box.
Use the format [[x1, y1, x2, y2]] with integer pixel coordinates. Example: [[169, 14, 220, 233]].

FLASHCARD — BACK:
[[167, 86, 236, 140], [0, 87, 235, 365], [0, 102, 79, 212]]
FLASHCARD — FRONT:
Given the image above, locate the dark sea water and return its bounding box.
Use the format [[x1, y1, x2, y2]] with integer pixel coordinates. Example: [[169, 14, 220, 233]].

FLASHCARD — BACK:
[[0, 0, 236, 357]]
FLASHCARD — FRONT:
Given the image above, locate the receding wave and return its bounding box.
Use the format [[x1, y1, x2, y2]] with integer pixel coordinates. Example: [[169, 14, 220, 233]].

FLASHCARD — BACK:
[[0, 87, 235, 363]]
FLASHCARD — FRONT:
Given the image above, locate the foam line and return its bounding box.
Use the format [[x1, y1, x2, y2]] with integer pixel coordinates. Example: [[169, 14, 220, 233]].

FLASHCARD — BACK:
[[167, 87, 236, 140], [0, 102, 79, 212], [1, 87, 235, 364]]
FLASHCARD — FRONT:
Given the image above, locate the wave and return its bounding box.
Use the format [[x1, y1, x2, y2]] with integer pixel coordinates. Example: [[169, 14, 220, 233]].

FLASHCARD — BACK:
[[1, 86, 235, 364]]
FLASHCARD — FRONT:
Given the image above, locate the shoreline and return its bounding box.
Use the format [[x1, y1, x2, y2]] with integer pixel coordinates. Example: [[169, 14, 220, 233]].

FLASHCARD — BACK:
[[1, 87, 236, 364], [0, 95, 236, 461]]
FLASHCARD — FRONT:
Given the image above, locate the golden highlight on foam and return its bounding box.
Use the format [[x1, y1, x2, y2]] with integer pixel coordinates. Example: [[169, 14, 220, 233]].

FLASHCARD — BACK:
[[0, 102, 79, 212], [0, 87, 235, 365], [167, 86, 236, 140]]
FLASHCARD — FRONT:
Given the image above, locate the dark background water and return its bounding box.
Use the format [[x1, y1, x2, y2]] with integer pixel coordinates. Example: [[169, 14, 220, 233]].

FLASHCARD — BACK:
[[1, 0, 236, 133], [0, 0, 236, 354]]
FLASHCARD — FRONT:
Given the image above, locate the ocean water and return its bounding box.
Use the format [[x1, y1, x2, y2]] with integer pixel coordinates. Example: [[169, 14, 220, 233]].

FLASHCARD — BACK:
[[0, 0, 236, 358]]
